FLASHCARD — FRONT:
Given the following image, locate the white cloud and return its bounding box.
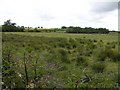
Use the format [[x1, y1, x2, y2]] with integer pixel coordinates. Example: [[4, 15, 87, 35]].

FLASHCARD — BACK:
[[0, 0, 118, 30]]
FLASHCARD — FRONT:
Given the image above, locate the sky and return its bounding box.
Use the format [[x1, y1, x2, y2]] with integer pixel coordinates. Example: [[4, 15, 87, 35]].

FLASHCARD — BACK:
[[0, 0, 119, 31]]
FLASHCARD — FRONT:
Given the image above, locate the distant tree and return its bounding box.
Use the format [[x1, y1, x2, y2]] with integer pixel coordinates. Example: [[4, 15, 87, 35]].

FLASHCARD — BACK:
[[66, 26, 109, 34], [4, 20, 12, 26], [2, 20, 25, 32], [68, 26, 74, 29], [61, 26, 67, 29]]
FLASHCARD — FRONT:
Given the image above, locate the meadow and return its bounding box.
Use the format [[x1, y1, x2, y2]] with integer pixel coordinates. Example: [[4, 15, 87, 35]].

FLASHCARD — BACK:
[[2, 32, 120, 88], [4, 32, 118, 42]]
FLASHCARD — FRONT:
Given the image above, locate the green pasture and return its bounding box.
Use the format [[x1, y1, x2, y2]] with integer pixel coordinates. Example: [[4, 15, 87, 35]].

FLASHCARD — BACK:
[[2, 32, 120, 88], [3, 32, 118, 43]]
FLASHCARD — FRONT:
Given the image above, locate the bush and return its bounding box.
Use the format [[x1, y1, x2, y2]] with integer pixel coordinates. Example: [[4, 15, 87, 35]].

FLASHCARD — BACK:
[[58, 48, 70, 63], [95, 47, 113, 62], [97, 51, 106, 61], [98, 46, 120, 62], [69, 38, 77, 48], [94, 40, 97, 42], [109, 50, 120, 62], [76, 55, 87, 66], [91, 62, 105, 73]]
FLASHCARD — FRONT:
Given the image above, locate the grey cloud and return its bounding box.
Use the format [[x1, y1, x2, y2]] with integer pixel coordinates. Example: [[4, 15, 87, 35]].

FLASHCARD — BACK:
[[91, 2, 118, 13]]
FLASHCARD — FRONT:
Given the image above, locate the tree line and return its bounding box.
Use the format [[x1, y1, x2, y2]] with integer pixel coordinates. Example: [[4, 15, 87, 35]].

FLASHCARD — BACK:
[[62, 26, 109, 34], [1, 20, 110, 34]]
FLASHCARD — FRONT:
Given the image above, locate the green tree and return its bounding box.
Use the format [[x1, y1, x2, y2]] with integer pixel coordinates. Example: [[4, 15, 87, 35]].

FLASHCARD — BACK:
[[2, 20, 24, 32], [61, 26, 67, 29]]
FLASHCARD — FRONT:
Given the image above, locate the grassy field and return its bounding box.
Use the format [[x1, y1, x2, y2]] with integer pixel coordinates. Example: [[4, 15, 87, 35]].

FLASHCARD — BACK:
[[3, 32, 118, 42], [2, 32, 120, 88]]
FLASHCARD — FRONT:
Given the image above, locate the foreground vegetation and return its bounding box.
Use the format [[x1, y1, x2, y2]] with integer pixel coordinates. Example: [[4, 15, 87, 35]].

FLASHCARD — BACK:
[[2, 32, 120, 88]]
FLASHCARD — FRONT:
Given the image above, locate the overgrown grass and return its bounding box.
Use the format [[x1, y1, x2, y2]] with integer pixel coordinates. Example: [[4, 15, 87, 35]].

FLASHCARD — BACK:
[[3, 32, 118, 42], [2, 33, 119, 88]]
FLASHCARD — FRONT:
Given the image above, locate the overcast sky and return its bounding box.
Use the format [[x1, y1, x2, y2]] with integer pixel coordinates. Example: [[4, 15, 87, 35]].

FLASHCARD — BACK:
[[0, 0, 119, 30]]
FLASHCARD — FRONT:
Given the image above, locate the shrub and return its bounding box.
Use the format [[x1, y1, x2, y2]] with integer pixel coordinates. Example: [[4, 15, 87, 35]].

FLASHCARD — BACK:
[[95, 47, 113, 62], [99, 46, 120, 62], [69, 38, 77, 48], [58, 48, 70, 63], [109, 50, 120, 62], [94, 40, 97, 42], [97, 51, 106, 61], [76, 55, 87, 66], [91, 62, 105, 73]]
